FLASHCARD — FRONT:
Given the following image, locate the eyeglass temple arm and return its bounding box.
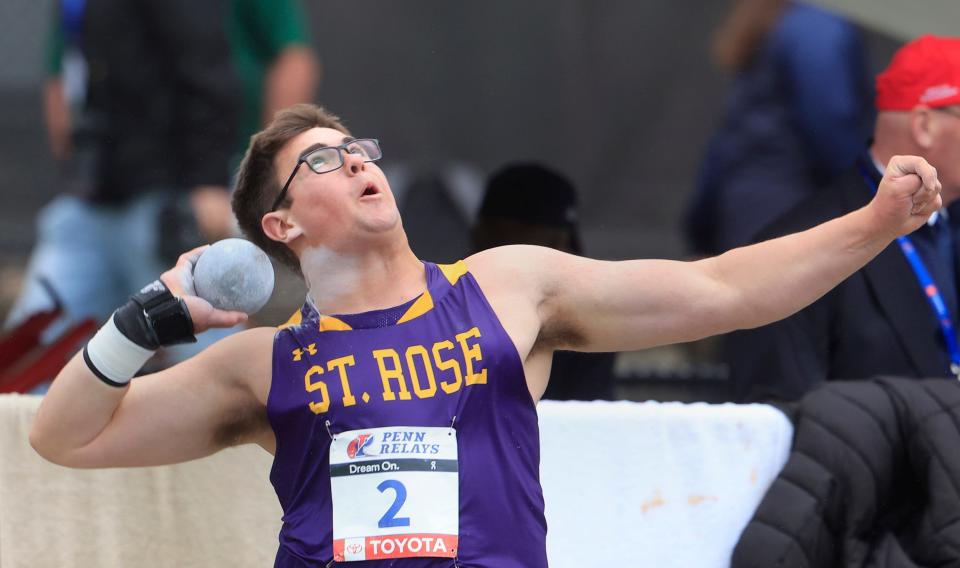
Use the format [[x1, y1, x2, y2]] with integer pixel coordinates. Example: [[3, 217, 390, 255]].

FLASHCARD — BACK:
[[272, 160, 304, 211]]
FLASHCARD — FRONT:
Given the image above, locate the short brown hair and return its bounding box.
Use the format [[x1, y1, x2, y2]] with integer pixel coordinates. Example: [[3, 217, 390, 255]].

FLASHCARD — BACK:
[[233, 104, 351, 276]]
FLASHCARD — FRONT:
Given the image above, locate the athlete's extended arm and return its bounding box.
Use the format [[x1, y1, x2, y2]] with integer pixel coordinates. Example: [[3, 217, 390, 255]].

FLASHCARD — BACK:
[[30, 250, 273, 469], [473, 155, 941, 354]]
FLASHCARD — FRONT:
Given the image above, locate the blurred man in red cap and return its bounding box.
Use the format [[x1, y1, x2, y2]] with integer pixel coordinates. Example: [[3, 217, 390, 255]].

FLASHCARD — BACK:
[[727, 35, 960, 403]]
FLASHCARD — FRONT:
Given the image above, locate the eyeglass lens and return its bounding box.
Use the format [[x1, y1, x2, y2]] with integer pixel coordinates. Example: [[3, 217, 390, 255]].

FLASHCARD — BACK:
[[305, 139, 382, 174]]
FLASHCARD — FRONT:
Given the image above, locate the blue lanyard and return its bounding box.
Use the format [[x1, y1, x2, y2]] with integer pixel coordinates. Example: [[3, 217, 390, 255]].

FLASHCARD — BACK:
[[860, 165, 960, 377]]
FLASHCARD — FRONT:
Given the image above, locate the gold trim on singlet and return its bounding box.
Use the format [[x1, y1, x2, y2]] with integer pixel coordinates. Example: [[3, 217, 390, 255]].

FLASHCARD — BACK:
[[438, 260, 468, 286], [318, 315, 353, 331], [279, 261, 470, 331], [396, 291, 435, 324]]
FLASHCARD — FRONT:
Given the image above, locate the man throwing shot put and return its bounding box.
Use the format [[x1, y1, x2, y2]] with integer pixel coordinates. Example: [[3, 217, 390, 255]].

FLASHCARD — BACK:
[[30, 104, 943, 567]]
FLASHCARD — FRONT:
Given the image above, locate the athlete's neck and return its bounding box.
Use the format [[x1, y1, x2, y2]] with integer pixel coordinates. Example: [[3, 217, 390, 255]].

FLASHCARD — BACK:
[[299, 240, 425, 316]]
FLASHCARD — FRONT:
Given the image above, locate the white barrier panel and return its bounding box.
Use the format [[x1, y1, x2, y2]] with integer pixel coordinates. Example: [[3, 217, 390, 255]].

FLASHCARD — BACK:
[[0, 394, 282, 568], [539, 400, 793, 567], [1, 395, 791, 567]]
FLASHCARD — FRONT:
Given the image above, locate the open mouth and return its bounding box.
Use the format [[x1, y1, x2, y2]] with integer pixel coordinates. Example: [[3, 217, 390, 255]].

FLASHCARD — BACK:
[[361, 184, 379, 197]]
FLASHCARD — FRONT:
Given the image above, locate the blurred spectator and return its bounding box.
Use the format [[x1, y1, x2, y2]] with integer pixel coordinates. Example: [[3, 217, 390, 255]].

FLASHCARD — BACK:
[[725, 36, 960, 402], [684, 0, 874, 256], [40, 0, 85, 163], [6, 0, 240, 365], [230, 0, 319, 167], [226, 0, 320, 327], [472, 163, 616, 400]]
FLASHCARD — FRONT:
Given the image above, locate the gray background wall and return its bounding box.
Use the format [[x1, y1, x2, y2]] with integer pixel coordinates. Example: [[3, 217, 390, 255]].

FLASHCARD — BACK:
[[300, 1, 733, 261], [0, 1, 900, 333], [0, 0, 733, 263]]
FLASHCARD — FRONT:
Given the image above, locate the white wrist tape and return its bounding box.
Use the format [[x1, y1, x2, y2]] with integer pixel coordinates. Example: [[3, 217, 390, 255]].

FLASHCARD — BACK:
[[83, 315, 156, 387]]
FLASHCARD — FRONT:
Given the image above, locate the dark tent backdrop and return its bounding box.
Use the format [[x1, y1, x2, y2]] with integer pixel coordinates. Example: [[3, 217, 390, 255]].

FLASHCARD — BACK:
[[1, 0, 734, 263], [0, 1, 901, 386]]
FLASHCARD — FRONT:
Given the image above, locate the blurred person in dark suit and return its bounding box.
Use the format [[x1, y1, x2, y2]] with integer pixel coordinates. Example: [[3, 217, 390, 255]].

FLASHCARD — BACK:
[[726, 35, 960, 402], [685, 0, 874, 256], [472, 163, 616, 400], [9, 0, 240, 365], [43, 0, 319, 171]]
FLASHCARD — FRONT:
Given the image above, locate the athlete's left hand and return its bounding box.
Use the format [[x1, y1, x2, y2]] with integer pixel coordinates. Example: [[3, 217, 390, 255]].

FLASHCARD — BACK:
[[869, 155, 942, 238]]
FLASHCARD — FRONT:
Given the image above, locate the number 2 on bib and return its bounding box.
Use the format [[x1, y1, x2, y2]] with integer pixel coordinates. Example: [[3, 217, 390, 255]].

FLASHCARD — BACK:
[[377, 480, 411, 528]]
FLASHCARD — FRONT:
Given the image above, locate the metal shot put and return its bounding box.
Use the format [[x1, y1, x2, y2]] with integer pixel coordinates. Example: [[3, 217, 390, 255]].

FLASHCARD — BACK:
[[193, 238, 275, 315]]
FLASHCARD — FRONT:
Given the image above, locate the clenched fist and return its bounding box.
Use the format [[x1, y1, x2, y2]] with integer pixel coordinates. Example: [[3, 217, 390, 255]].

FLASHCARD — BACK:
[[869, 155, 943, 238]]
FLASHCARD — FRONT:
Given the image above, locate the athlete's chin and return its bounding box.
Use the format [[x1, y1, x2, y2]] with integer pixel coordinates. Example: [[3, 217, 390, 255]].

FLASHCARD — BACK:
[[358, 209, 402, 234]]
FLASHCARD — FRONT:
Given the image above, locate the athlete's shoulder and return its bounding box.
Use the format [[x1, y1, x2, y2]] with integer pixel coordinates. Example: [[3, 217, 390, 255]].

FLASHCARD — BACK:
[[221, 325, 279, 345], [464, 246, 573, 313], [199, 326, 276, 367], [176, 326, 276, 400], [466, 245, 573, 287], [465, 244, 563, 273]]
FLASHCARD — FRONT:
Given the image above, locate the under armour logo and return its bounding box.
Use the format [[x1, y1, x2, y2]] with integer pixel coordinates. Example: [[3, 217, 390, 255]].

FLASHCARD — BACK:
[[292, 343, 318, 361]]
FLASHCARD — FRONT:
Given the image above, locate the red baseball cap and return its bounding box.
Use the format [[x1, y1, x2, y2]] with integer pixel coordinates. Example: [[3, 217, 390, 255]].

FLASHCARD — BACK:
[[876, 35, 960, 111]]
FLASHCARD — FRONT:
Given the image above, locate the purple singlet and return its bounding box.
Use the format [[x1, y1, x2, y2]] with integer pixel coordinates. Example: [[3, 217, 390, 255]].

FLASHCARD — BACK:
[[268, 261, 547, 567]]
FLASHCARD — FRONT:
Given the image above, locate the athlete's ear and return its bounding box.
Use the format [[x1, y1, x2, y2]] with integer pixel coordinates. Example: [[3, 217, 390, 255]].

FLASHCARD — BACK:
[[262, 211, 303, 244]]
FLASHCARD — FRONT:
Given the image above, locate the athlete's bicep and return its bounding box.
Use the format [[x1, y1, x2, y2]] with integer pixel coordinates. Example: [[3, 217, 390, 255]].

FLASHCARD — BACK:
[[66, 328, 275, 468], [480, 247, 731, 353]]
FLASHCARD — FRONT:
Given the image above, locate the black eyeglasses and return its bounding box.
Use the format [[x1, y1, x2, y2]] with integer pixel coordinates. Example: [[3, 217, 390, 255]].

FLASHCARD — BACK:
[[270, 138, 382, 211]]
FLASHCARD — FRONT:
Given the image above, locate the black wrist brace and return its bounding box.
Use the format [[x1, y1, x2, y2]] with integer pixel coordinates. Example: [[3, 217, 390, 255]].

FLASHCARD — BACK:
[[114, 280, 196, 349]]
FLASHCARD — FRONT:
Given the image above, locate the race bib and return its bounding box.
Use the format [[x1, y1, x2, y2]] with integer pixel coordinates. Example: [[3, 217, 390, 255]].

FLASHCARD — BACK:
[[330, 426, 459, 562]]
